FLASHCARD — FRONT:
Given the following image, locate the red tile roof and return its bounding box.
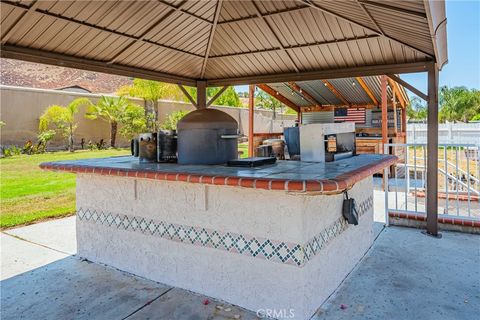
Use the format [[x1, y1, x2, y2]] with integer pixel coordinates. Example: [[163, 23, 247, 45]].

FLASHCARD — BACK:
[[0, 58, 132, 94]]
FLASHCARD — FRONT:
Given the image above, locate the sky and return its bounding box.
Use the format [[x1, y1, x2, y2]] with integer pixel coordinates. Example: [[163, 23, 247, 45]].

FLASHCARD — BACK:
[[234, 0, 480, 97]]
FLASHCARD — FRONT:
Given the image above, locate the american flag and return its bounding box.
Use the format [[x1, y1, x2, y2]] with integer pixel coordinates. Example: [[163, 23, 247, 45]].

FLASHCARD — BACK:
[[334, 108, 366, 124]]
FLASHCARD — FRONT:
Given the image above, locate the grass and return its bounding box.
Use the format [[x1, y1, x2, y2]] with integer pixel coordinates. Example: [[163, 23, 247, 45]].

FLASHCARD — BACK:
[[0, 144, 250, 229], [0, 149, 130, 229]]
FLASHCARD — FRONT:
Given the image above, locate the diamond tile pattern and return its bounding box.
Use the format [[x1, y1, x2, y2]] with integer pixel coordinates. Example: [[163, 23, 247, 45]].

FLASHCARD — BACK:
[[77, 196, 373, 267]]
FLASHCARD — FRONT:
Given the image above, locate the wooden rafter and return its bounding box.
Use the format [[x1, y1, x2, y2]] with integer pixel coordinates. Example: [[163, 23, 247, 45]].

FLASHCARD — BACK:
[[257, 84, 300, 113], [387, 78, 405, 109], [1, 1, 204, 59], [387, 74, 427, 101], [356, 77, 378, 105], [201, 0, 223, 78], [209, 35, 380, 59], [287, 82, 322, 107], [322, 80, 349, 105], [250, 0, 299, 72], [299, 0, 434, 58]]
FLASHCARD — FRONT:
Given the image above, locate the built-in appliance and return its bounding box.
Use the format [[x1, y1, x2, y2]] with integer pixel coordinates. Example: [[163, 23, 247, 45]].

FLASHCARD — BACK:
[[177, 108, 240, 165], [299, 123, 356, 162], [131, 130, 177, 163]]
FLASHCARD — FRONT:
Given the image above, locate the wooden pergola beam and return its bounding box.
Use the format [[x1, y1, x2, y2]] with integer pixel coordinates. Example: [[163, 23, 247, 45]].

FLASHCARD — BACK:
[[257, 84, 300, 113], [387, 74, 427, 101], [387, 78, 405, 109], [322, 80, 349, 105], [356, 77, 378, 105], [287, 82, 322, 107]]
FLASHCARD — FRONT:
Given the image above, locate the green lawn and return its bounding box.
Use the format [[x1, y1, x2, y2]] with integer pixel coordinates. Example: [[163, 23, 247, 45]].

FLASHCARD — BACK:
[[0, 149, 129, 229], [0, 144, 250, 229]]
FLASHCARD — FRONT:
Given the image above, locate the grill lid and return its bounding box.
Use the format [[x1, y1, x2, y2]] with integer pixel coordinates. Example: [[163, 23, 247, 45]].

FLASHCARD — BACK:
[[177, 108, 237, 130]]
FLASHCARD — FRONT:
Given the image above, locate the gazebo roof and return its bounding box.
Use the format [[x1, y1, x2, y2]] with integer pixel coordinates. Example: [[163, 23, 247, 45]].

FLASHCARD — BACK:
[[0, 0, 447, 86], [264, 75, 409, 109]]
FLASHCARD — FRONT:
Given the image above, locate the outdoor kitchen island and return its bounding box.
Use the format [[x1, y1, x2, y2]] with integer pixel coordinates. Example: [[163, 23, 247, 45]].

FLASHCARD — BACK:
[[40, 154, 396, 320]]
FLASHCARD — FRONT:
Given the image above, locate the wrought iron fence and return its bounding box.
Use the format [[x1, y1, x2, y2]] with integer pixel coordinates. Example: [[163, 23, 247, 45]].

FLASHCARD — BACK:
[[383, 143, 480, 225]]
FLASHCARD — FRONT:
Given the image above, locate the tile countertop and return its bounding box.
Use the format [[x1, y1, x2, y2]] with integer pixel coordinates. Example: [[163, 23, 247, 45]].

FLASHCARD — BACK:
[[40, 154, 397, 194]]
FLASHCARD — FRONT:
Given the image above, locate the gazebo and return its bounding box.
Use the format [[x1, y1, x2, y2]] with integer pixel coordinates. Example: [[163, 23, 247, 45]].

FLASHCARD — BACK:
[[1, 1, 450, 317], [0, 0, 447, 233]]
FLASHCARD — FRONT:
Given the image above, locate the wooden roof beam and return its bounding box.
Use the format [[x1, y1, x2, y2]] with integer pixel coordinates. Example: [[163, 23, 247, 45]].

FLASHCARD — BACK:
[[387, 74, 427, 101], [257, 84, 300, 113], [287, 82, 322, 107], [386, 78, 405, 109], [356, 77, 378, 105], [322, 80, 349, 105]]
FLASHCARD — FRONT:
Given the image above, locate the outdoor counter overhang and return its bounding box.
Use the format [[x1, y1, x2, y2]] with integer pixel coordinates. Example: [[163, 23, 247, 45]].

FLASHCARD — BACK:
[[40, 154, 396, 319]]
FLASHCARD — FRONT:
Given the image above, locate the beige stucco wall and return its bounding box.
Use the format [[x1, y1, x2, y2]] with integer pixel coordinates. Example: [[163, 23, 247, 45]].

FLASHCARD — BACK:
[[0, 85, 295, 148]]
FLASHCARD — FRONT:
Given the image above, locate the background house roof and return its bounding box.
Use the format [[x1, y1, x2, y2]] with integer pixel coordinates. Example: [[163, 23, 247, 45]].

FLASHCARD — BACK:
[[0, 0, 447, 86], [0, 58, 132, 94]]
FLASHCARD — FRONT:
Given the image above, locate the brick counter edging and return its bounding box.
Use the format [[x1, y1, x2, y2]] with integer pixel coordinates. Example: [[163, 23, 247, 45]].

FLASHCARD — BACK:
[[389, 211, 480, 228], [39, 155, 397, 194]]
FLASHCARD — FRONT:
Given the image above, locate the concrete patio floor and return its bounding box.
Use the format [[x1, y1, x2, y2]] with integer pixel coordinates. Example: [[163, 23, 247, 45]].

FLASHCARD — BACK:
[[1, 213, 479, 320]]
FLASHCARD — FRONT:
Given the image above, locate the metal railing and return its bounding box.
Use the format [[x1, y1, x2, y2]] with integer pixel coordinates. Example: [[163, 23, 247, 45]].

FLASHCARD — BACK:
[[383, 143, 480, 225]]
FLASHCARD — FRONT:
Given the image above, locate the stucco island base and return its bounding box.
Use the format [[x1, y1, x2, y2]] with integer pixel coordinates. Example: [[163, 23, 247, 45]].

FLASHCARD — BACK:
[[75, 174, 373, 320]]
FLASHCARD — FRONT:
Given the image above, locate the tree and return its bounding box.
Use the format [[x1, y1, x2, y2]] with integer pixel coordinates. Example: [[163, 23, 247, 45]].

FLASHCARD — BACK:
[[117, 79, 183, 130], [406, 96, 427, 121], [439, 86, 480, 122], [181, 86, 242, 107], [86, 96, 142, 147], [255, 89, 287, 117], [161, 110, 189, 131], [118, 104, 149, 140], [39, 98, 92, 152]]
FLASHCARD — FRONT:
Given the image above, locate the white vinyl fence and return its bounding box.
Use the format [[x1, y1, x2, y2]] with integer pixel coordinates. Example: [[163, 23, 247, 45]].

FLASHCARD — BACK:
[[407, 123, 480, 144]]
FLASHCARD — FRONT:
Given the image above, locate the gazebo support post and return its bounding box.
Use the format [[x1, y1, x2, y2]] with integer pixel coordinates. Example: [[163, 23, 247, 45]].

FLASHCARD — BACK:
[[248, 84, 255, 157], [426, 62, 439, 236], [381, 75, 388, 151], [197, 80, 207, 109]]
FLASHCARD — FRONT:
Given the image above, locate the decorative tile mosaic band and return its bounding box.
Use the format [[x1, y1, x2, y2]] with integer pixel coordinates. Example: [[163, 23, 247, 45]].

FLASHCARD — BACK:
[[77, 195, 373, 267]]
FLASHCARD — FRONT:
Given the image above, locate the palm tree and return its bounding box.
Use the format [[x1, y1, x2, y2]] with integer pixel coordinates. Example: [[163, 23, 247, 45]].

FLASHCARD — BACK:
[[86, 96, 134, 147], [39, 98, 92, 152], [117, 79, 183, 131]]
